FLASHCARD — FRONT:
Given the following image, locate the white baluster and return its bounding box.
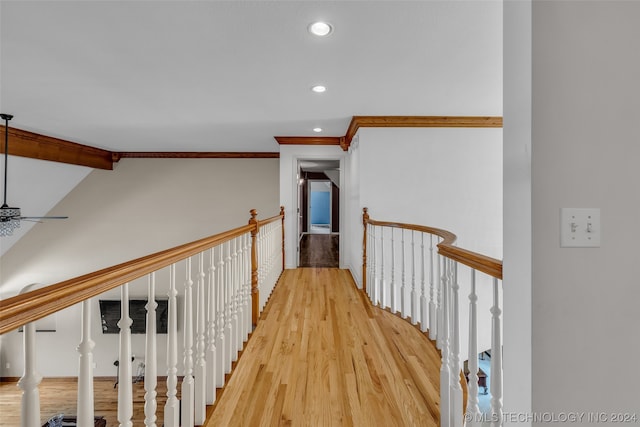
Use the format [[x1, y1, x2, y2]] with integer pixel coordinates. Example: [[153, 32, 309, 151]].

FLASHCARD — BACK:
[[206, 248, 217, 405], [411, 230, 418, 325], [164, 265, 179, 427], [215, 245, 226, 387], [439, 257, 451, 427], [234, 236, 243, 349], [390, 228, 396, 313], [420, 233, 428, 333], [18, 319, 41, 427], [144, 273, 158, 427], [436, 249, 445, 350], [230, 239, 238, 360], [264, 224, 272, 298], [429, 235, 437, 339], [371, 225, 377, 305], [269, 223, 277, 291], [401, 229, 406, 317], [234, 237, 243, 354], [181, 257, 195, 427], [77, 299, 95, 427], [380, 227, 386, 309], [490, 278, 503, 427], [449, 262, 463, 427], [257, 228, 264, 308], [243, 233, 251, 340], [194, 253, 207, 424], [273, 223, 279, 286], [118, 283, 133, 427], [466, 269, 481, 427], [224, 241, 234, 373]]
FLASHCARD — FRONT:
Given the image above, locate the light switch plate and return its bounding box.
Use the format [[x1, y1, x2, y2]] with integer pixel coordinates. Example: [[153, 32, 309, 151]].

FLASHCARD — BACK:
[[560, 208, 601, 247]]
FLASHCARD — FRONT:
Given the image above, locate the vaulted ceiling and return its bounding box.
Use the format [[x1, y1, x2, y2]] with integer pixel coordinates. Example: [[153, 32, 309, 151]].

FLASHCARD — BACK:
[[0, 1, 502, 255], [1, 1, 502, 153]]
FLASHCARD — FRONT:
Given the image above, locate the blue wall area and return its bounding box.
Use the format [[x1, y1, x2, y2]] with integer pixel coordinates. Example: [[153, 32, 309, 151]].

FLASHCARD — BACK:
[[310, 191, 330, 224]]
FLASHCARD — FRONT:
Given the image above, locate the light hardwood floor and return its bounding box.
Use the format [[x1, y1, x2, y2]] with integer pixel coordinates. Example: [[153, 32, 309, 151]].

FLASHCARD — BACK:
[[206, 268, 441, 426], [0, 376, 176, 426], [1, 268, 443, 426]]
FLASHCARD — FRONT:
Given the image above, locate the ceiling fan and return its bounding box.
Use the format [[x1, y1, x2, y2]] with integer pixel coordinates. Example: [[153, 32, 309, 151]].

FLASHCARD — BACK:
[[1, 113, 68, 237]]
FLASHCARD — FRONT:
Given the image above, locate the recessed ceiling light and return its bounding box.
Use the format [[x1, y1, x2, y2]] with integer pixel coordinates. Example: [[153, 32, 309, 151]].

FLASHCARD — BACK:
[[308, 21, 333, 37], [311, 85, 326, 93], [313, 127, 322, 133]]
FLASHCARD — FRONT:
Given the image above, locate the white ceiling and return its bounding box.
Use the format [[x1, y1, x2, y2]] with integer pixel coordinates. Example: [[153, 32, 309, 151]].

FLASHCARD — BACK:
[[0, 1, 502, 152], [0, 1, 502, 255]]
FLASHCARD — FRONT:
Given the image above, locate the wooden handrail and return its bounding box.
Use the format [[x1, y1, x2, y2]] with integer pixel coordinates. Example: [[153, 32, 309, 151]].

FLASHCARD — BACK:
[[362, 208, 502, 281], [0, 209, 284, 335]]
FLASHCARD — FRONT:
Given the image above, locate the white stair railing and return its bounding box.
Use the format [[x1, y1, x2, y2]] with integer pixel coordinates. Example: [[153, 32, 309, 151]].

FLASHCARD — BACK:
[[144, 273, 158, 427], [215, 242, 226, 387], [465, 270, 481, 427], [490, 277, 503, 427], [165, 264, 180, 427], [194, 253, 207, 425], [117, 283, 134, 427], [362, 208, 503, 427], [1, 208, 284, 427], [17, 285, 42, 427], [206, 247, 218, 405], [181, 256, 195, 427], [77, 299, 95, 427]]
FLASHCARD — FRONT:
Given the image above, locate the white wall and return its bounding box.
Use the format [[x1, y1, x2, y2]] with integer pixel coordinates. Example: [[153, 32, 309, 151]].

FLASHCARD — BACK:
[[531, 1, 640, 420], [503, 0, 532, 422], [0, 156, 92, 256], [358, 127, 503, 258], [345, 136, 362, 284], [0, 157, 279, 377]]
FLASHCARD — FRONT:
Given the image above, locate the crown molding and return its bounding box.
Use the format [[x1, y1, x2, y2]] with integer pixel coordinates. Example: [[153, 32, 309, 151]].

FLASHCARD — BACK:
[[343, 116, 503, 149], [116, 152, 279, 159], [274, 136, 342, 146], [274, 116, 503, 152], [0, 125, 114, 170]]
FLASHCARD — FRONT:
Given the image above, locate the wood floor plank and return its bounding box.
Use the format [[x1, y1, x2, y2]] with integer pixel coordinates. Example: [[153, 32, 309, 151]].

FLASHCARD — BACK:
[[0, 268, 444, 426], [206, 268, 441, 426], [0, 377, 178, 426]]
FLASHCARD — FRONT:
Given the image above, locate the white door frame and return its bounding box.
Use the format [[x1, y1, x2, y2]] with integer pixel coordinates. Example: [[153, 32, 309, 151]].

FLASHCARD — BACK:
[[287, 153, 345, 269]]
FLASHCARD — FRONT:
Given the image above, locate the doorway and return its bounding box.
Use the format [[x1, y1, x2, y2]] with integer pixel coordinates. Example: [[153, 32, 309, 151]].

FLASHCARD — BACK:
[[297, 160, 340, 267], [308, 180, 332, 234]]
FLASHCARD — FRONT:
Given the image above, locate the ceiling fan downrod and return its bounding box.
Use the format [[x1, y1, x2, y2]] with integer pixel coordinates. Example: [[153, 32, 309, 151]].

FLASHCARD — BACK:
[[0, 113, 22, 237]]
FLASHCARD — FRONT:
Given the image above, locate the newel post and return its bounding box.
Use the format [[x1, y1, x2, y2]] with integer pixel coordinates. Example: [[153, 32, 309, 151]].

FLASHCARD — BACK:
[[362, 207, 369, 293], [249, 209, 259, 326], [280, 206, 285, 270]]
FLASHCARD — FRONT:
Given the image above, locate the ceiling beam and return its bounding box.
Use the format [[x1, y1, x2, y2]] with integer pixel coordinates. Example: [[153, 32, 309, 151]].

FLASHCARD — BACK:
[[3, 115, 503, 169], [0, 125, 114, 170]]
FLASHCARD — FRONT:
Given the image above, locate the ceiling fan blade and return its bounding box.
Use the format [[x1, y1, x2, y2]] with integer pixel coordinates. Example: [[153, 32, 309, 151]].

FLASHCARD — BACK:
[[20, 216, 69, 220]]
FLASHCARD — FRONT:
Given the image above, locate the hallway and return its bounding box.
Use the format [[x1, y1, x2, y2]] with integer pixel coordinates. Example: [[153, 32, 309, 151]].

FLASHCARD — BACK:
[[298, 234, 339, 268], [207, 268, 441, 426]]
